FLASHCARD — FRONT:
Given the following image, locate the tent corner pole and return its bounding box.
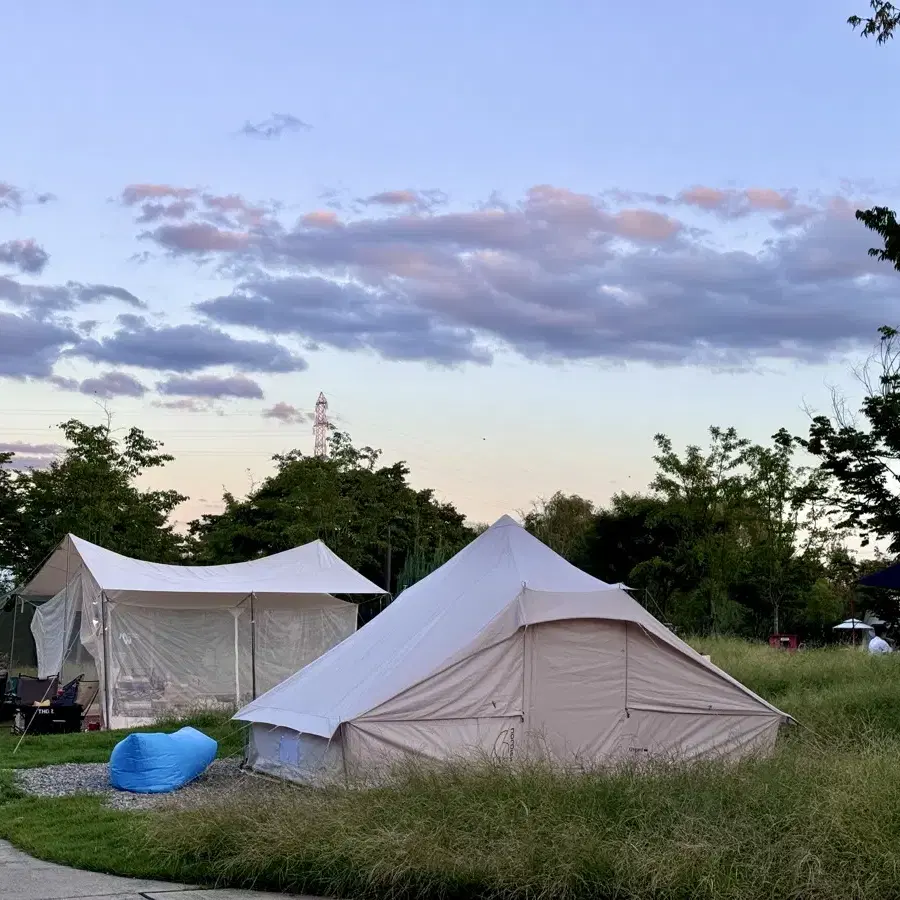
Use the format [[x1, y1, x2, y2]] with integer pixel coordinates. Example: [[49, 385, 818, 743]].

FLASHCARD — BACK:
[[100, 590, 112, 730], [7, 594, 18, 672], [250, 591, 257, 700], [233, 614, 240, 707]]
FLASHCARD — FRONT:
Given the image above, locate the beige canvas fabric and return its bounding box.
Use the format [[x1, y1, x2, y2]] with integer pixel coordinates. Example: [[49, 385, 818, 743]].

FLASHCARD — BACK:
[[240, 516, 791, 782]]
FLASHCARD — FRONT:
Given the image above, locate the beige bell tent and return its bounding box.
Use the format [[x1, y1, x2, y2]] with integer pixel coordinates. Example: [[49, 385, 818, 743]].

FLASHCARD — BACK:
[[236, 516, 791, 783], [21, 534, 386, 729]]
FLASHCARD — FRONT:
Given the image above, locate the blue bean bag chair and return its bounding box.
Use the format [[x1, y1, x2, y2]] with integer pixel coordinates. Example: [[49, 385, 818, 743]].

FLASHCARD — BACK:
[[109, 726, 218, 794]]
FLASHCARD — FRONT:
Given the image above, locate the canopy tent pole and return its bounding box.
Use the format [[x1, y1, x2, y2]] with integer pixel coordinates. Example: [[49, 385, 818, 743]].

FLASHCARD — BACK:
[[231, 600, 248, 707], [61, 536, 71, 682], [250, 591, 257, 700], [7, 595, 17, 672], [100, 590, 112, 729], [234, 612, 241, 706]]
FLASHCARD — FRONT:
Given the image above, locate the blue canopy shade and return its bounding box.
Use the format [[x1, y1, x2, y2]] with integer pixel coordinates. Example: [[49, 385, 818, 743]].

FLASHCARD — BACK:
[[859, 562, 900, 589]]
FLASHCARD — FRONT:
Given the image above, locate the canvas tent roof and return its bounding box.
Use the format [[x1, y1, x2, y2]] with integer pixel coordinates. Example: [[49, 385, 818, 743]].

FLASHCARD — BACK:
[[236, 515, 789, 738], [20, 534, 386, 605]]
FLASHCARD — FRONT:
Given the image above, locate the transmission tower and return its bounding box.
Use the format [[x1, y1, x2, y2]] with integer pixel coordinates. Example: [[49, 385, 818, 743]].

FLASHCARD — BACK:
[[314, 392, 330, 459]]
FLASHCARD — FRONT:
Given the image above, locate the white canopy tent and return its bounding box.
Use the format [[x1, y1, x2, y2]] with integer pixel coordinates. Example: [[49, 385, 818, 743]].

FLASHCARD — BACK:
[[237, 516, 791, 784], [21, 534, 385, 729], [833, 619, 874, 633]]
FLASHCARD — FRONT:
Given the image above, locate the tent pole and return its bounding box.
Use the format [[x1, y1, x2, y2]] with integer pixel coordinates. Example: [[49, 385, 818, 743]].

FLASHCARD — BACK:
[[61, 536, 71, 682], [250, 592, 257, 700], [7, 594, 17, 672], [100, 591, 112, 729], [233, 602, 245, 707]]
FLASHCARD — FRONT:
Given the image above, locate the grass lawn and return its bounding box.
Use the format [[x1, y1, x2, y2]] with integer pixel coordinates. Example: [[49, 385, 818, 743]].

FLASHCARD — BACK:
[[0, 711, 247, 883], [5, 640, 900, 899]]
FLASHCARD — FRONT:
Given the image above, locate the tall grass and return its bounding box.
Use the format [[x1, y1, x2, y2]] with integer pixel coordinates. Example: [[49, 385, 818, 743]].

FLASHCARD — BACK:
[[145, 640, 900, 900]]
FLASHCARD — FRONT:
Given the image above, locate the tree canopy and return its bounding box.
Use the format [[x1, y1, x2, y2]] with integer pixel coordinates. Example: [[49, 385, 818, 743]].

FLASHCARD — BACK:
[[2, 419, 186, 586], [187, 429, 473, 597]]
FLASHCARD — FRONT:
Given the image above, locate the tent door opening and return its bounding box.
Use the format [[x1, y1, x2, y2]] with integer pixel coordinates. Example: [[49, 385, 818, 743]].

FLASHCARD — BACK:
[[524, 619, 628, 765]]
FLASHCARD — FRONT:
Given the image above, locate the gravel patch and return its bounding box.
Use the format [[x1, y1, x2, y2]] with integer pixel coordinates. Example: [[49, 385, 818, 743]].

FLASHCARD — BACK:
[[13, 758, 257, 811]]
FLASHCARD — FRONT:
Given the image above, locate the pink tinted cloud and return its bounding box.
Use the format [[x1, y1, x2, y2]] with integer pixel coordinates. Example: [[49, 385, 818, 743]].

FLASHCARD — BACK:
[[122, 184, 197, 205], [364, 190, 421, 206], [612, 208, 682, 241], [677, 185, 797, 219], [188, 179, 897, 370], [301, 210, 341, 228], [147, 223, 252, 253]]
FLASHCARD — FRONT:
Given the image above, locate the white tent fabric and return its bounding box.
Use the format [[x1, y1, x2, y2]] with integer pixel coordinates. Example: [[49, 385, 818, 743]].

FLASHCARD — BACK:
[[237, 515, 791, 784], [24, 534, 385, 728]]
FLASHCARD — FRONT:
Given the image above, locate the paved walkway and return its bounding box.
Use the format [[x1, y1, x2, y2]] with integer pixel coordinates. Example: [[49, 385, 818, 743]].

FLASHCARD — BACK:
[[0, 841, 313, 900]]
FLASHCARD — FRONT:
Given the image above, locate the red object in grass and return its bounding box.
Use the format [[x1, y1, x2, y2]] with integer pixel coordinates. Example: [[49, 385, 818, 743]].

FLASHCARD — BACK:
[[768, 633, 798, 651]]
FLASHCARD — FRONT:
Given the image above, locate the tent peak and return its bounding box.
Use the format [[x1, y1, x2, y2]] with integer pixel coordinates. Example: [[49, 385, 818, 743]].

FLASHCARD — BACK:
[[488, 514, 521, 529]]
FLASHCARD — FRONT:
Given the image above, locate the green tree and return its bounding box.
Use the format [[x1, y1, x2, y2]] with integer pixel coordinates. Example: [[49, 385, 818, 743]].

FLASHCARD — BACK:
[[12, 419, 187, 583], [846, 5, 900, 293], [188, 430, 473, 596], [849, 2, 899, 44], [741, 429, 831, 633], [802, 327, 900, 552], [648, 427, 753, 633], [579, 493, 683, 620], [523, 492, 595, 562], [0, 453, 28, 588]]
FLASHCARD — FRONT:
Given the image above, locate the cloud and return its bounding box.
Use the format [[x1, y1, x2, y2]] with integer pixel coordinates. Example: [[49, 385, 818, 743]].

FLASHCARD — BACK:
[[0, 276, 143, 315], [151, 397, 219, 413], [199, 276, 490, 365], [0, 441, 66, 471], [71, 318, 307, 374], [0, 181, 56, 215], [48, 374, 79, 391], [676, 185, 798, 219], [0, 239, 49, 274], [0, 311, 79, 378], [360, 189, 448, 212], [74, 284, 144, 307], [148, 222, 252, 254], [0, 182, 24, 213], [0, 442, 63, 455], [239, 113, 312, 140], [121, 185, 276, 257], [156, 374, 264, 399], [136, 199, 195, 223], [121, 184, 196, 205], [127, 180, 900, 369], [79, 371, 147, 398], [300, 210, 340, 229], [0, 442, 64, 471], [262, 402, 313, 424]]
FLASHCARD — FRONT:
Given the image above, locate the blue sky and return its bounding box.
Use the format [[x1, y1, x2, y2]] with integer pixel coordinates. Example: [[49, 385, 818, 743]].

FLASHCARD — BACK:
[[1, 0, 898, 526]]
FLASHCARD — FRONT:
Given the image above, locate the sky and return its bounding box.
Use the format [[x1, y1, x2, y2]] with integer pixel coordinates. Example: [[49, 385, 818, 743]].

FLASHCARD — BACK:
[[1, 0, 899, 528]]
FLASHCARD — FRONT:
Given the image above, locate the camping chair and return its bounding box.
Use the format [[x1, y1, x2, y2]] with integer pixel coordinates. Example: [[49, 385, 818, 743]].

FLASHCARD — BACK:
[[14, 674, 59, 706], [74, 679, 100, 714], [10, 674, 82, 736]]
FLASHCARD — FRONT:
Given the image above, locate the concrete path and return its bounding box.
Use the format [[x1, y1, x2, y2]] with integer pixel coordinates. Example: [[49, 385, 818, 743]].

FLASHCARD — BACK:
[[0, 841, 314, 900]]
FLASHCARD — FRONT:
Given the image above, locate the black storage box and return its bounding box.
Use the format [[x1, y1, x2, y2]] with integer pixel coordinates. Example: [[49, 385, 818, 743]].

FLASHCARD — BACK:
[[13, 703, 83, 735]]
